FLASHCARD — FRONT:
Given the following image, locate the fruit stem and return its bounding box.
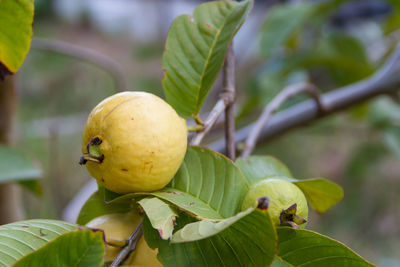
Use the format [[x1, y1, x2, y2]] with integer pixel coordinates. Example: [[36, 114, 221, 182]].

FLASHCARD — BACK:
[[187, 125, 203, 132]]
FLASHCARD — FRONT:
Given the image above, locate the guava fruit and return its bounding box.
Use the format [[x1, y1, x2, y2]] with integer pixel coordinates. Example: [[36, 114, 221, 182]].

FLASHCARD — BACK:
[[242, 178, 308, 228], [80, 91, 187, 194], [86, 210, 162, 266]]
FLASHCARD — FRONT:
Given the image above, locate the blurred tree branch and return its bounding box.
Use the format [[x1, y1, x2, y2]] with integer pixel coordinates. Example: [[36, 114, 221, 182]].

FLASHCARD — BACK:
[[0, 76, 23, 224], [210, 43, 400, 154], [31, 38, 127, 92]]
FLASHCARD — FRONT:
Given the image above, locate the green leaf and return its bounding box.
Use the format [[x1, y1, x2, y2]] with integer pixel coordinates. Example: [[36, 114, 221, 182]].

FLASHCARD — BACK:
[[0, 0, 34, 75], [144, 209, 277, 267], [260, 2, 316, 58], [13, 230, 104, 267], [162, 0, 253, 117], [18, 179, 43, 197], [138, 197, 178, 240], [76, 191, 133, 225], [110, 147, 249, 220], [171, 207, 254, 243], [0, 220, 78, 266], [0, 146, 42, 183], [277, 227, 376, 267], [236, 155, 293, 186], [294, 178, 344, 214]]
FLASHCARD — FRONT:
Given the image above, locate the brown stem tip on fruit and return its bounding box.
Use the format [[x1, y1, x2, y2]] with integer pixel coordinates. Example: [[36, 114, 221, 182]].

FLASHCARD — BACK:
[[79, 137, 104, 165], [256, 196, 270, 211], [279, 203, 307, 228]]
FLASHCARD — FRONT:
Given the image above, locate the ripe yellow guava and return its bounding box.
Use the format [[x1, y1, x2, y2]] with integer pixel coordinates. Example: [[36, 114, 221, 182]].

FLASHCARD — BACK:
[[242, 178, 308, 228], [80, 91, 187, 194], [86, 210, 163, 267]]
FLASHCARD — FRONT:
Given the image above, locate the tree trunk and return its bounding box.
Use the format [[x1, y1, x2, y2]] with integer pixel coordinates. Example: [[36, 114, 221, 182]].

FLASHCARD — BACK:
[[0, 75, 23, 224]]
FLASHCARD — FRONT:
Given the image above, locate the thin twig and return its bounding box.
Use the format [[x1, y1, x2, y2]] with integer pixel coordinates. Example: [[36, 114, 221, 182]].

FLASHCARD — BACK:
[[31, 38, 127, 91], [223, 45, 236, 160], [190, 98, 227, 146], [210, 44, 400, 154], [241, 83, 323, 158], [110, 221, 143, 267]]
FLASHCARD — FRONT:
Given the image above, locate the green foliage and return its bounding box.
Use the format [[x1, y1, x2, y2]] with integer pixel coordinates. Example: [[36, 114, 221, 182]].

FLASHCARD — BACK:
[[0, 146, 42, 183], [144, 210, 276, 267], [13, 230, 104, 267], [162, 0, 253, 117], [0, 0, 34, 74], [293, 178, 344, 213], [0, 220, 104, 267], [76, 191, 132, 225], [277, 227, 376, 266], [138, 197, 178, 240]]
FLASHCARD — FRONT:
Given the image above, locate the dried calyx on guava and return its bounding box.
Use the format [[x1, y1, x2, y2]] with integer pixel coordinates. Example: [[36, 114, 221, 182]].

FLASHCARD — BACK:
[[80, 91, 188, 194], [242, 178, 308, 228], [86, 210, 162, 266]]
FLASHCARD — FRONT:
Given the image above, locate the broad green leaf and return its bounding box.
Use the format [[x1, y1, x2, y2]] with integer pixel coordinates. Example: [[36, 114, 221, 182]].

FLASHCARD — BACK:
[[0, 220, 78, 266], [171, 207, 254, 243], [144, 209, 277, 267], [110, 147, 249, 220], [18, 179, 43, 197], [13, 230, 104, 267], [0, 146, 42, 183], [260, 3, 316, 58], [0, 0, 34, 75], [138, 197, 178, 240], [236, 155, 293, 186], [162, 0, 253, 117], [76, 191, 133, 225], [293, 178, 343, 214], [277, 227, 376, 267]]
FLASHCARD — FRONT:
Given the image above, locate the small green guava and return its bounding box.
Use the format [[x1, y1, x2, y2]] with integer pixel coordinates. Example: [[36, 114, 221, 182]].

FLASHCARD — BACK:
[[242, 178, 308, 228]]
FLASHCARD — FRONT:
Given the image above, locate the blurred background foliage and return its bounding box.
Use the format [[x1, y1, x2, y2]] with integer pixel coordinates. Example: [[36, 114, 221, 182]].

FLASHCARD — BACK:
[[14, 0, 400, 265]]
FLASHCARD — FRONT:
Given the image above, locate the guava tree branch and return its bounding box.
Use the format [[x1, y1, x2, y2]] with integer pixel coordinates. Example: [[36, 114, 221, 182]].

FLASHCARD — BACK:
[[241, 83, 324, 158], [110, 221, 143, 267], [210, 43, 400, 154], [31, 38, 127, 91], [223, 45, 236, 160]]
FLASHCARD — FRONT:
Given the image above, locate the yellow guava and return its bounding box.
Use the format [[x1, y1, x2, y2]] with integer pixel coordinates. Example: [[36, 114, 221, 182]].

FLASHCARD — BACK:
[[80, 91, 187, 194], [86, 210, 163, 267], [242, 178, 308, 228]]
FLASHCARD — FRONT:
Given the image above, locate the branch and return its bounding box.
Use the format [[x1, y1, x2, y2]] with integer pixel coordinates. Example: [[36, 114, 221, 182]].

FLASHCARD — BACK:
[[241, 83, 323, 158], [209, 44, 400, 153], [31, 38, 127, 91], [110, 221, 143, 267], [223, 45, 236, 160]]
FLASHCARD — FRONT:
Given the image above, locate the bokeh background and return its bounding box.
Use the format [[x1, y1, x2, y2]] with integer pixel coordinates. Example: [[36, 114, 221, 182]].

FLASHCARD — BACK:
[[13, 0, 400, 266]]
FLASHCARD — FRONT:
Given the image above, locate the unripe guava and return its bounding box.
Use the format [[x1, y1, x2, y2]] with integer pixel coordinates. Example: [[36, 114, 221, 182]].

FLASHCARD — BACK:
[[80, 91, 187, 194], [242, 178, 308, 228], [86, 210, 162, 266]]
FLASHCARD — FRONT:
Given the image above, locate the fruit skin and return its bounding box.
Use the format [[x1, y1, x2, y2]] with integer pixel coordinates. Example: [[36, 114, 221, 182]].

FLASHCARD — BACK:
[[242, 178, 308, 227], [86, 210, 163, 266], [82, 91, 187, 194]]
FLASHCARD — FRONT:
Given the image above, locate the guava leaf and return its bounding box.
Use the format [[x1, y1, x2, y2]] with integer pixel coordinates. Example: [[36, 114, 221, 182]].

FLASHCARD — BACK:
[[293, 178, 343, 214], [138, 197, 178, 240], [0, 0, 34, 76], [76, 190, 133, 225], [13, 230, 104, 267], [110, 147, 248, 220], [260, 2, 316, 58], [144, 209, 277, 267], [0, 146, 42, 183], [277, 227, 376, 267], [171, 207, 254, 243], [236, 155, 293, 186], [0, 220, 103, 266], [162, 0, 253, 117]]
